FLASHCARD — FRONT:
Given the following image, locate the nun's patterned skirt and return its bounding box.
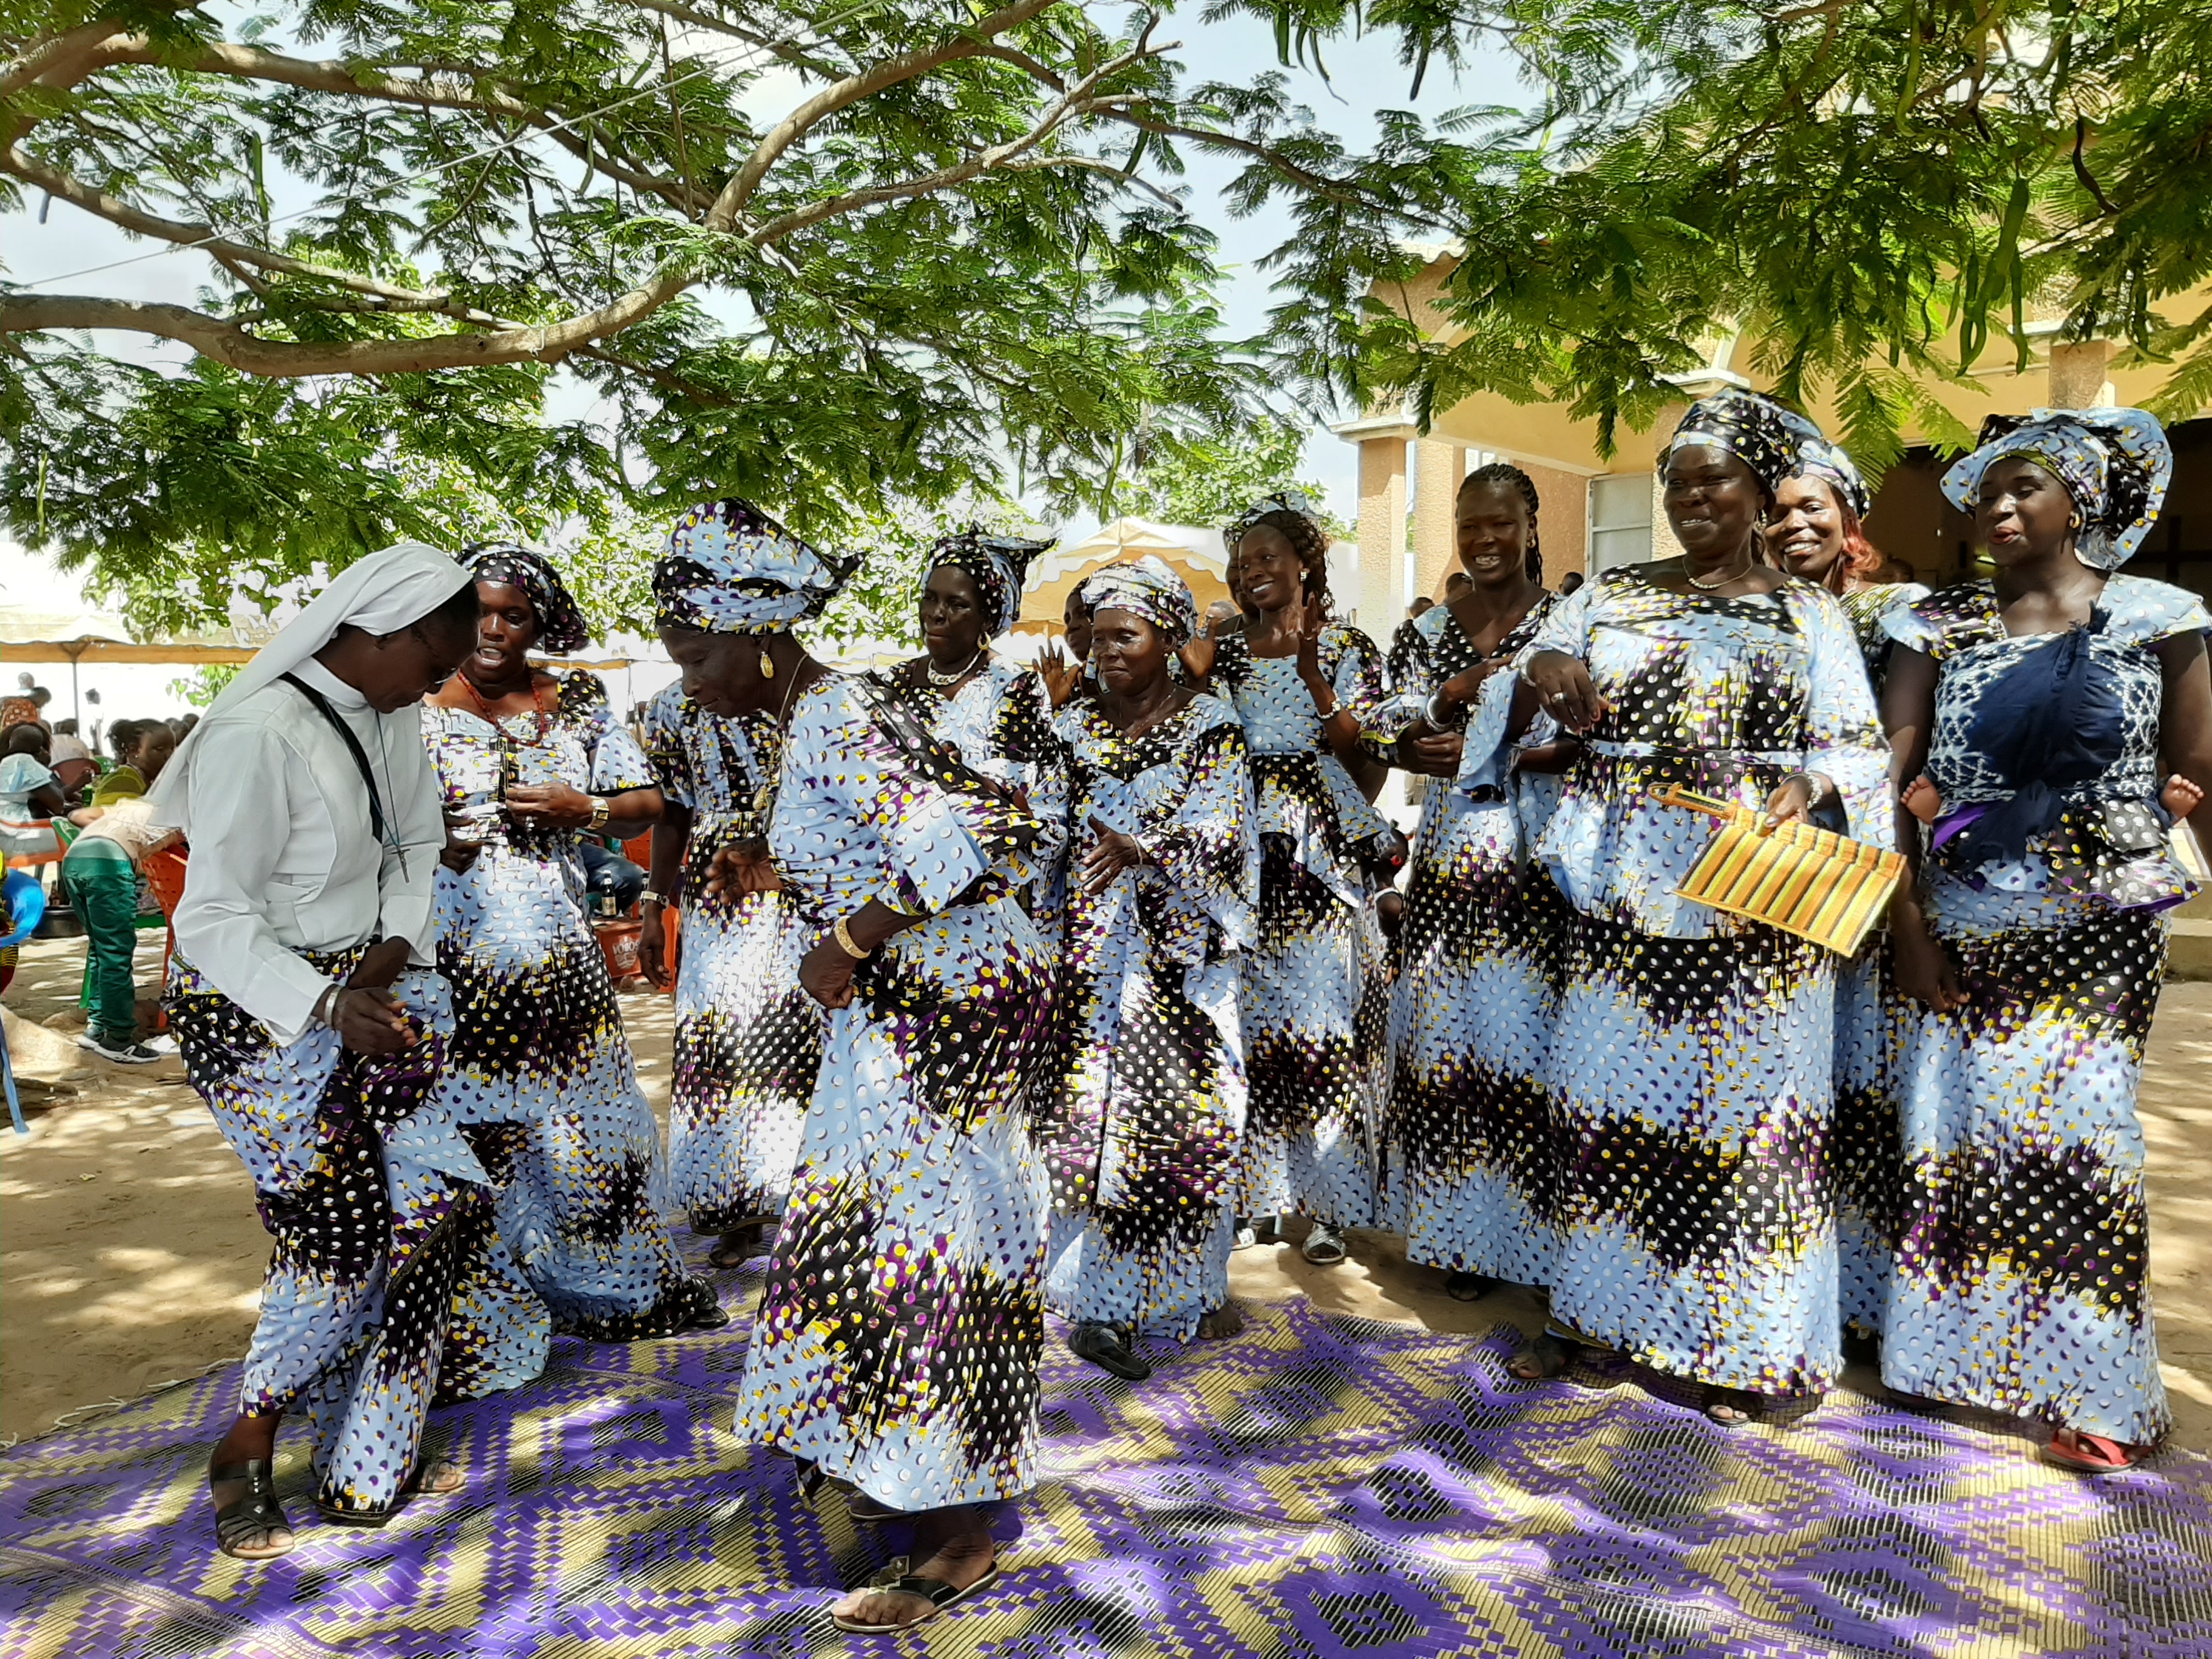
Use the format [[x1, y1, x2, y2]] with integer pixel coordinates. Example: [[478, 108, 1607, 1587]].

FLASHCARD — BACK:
[[1882, 878, 2172, 1445], [167, 955, 545, 1515], [665, 834, 823, 1236], [1541, 906, 1843, 1397], [1238, 827, 1385, 1229]]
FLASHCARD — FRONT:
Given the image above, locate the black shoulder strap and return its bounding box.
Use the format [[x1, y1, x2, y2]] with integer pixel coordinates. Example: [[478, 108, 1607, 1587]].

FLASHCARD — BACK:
[[280, 672, 388, 848]]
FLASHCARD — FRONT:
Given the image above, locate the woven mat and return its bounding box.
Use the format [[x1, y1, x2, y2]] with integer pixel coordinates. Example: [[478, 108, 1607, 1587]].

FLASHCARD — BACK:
[[4, 1240, 2209, 1659]]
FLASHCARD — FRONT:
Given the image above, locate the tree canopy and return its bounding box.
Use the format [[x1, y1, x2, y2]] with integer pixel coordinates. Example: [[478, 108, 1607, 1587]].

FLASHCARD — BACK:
[[1223, 0, 2212, 467], [8, 0, 2209, 631], [1, 0, 1315, 626]]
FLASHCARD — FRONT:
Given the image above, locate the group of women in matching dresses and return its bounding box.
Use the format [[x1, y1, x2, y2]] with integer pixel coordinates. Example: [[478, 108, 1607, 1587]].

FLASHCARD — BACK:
[[385, 390, 2205, 1627], [1376, 392, 2208, 1474]]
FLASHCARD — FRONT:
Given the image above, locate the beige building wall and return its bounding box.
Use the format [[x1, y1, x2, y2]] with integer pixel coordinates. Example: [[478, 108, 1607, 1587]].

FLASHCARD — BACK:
[[1338, 255, 2212, 596]]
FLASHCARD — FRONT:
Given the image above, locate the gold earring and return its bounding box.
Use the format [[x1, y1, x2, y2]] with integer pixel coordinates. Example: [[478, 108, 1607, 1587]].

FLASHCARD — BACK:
[[758, 645, 775, 680]]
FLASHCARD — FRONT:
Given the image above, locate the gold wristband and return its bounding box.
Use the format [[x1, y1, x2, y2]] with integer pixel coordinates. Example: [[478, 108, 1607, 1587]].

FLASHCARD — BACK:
[[586, 796, 611, 832], [832, 916, 871, 958]]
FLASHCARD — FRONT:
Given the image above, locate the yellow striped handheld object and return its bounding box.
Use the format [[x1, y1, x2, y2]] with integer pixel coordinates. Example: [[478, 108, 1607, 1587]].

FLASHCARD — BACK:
[[1657, 785, 1908, 956]]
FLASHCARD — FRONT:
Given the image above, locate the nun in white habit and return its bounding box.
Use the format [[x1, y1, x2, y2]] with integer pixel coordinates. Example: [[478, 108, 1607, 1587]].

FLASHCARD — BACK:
[[152, 543, 549, 1559]]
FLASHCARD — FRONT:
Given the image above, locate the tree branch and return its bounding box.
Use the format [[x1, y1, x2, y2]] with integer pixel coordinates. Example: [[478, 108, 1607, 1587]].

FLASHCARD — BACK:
[[709, 0, 1063, 226], [744, 42, 1163, 245], [3, 142, 466, 306], [69, 37, 714, 213]]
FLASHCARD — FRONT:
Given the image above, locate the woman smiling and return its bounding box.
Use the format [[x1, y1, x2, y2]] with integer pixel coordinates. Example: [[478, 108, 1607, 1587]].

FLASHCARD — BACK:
[[1514, 390, 1890, 1426]]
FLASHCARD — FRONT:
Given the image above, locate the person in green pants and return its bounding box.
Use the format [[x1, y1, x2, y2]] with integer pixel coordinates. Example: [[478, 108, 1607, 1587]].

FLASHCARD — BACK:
[[61, 795, 179, 1063]]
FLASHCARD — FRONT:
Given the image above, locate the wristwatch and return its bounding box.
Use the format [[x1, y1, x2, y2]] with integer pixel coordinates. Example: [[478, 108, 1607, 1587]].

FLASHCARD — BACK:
[[641, 888, 672, 910], [586, 795, 611, 832]]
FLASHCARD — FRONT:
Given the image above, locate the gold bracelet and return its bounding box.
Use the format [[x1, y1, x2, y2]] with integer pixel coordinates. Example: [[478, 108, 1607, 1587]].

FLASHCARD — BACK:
[[586, 796, 611, 832], [832, 915, 871, 958]]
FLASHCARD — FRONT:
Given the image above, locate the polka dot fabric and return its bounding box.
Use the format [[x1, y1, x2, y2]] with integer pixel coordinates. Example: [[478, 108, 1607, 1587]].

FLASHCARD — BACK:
[[166, 950, 538, 1515], [426, 675, 720, 1339], [1517, 568, 1892, 1398], [1210, 626, 1395, 1228], [731, 672, 1062, 1509], [1042, 694, 1259, 1340], [642, 685, 825, 1233], [1830, 583, 1926, 1339], [1877, 574, 2204, 1444], [1376, 597, 1567, 1288]]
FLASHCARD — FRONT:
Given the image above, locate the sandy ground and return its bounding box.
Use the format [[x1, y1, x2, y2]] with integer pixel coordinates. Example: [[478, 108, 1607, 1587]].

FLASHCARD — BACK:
[[4, 930, 2208, 1451]]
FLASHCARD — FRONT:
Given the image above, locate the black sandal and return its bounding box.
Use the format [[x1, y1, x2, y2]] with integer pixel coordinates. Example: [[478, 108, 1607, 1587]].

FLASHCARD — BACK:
[[708, 1222, 769, 1269], [1069, 1321, 1152, 1382], [210, 1456, 294, 1561], [848, 1489, 901, 1523], [1445, 1271, 1498, 1302], [831, 1556, 1002, 1633]]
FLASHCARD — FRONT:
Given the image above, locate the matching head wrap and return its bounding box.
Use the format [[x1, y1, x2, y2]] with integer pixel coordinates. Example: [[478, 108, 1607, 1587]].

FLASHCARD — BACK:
[[653, 499, 857, 634], [1083, 555, 1199, 646], [1789, 433, 1871, 521], [1939, 408, 2171, 571], [926, 526, 1056, 636], [1664, 388, 1829, 499], [462, 542, 589, 654], [1224, 489, 1326, 553]]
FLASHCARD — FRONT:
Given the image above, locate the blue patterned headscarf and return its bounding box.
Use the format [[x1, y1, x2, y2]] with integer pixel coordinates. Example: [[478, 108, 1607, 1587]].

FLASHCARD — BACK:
[[1939, 408, 2172, 571], [652, 499, 858, 634], [927, 526, 1056, 636], [1666, 389, 1832, 499], [1084, 555, 1199, 646], [461, 542, 589, 654], [1788, 434, 1870, 521]]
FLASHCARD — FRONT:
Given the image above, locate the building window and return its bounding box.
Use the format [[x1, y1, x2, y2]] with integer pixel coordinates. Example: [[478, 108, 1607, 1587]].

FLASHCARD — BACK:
[[1588, 474, 1653, 569]]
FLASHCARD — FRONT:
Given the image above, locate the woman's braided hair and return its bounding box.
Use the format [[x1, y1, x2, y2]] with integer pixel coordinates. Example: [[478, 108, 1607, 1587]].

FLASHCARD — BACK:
[[1457, 461, 1544, 584], [1233, 508, 1333, 610]]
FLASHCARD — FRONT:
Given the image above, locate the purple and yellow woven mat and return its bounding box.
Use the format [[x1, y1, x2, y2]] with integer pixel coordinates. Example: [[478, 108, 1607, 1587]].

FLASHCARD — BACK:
[[4, 1248, 2209, 1658]]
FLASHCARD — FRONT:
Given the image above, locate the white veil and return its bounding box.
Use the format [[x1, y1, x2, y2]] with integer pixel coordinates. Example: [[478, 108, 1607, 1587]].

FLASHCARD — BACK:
[[146, 541, 471, 833]]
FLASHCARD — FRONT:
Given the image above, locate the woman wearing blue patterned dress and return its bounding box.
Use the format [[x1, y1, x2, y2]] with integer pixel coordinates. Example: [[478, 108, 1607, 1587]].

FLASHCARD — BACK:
[[1044, 557, 1260, 1380], [1204, 492, 1397, 1265], [424, 545, 722, 1339], [1516, 391, 1892, 1424], [662, 510, 1054, 1633], [1880, 409, 2212, 1472], [872, 527, 1068, 932], [1763, 444, 1929, 1345], [640, 673, 827, 1268], [1367, 464, 1570, 1304]]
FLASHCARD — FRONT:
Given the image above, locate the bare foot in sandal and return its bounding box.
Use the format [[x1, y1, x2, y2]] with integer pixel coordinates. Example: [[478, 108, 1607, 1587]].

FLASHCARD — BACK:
[[2044, 1426, 2146, 1474], [831, 1509, 998, 1633]]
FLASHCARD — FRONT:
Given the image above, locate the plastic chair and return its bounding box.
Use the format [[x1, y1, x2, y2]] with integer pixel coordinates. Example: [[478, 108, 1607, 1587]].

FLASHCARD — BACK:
[[143, 845, 190, 1030], [1, 868, 49, 1134]]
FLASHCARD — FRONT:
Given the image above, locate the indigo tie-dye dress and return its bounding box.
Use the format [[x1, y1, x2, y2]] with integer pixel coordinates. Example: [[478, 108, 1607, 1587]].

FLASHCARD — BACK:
[[642, 684, 824, 1236], [1043, 694, 1260, 1340], [733, 672, 1063, 1509], [1368, 597, 1567, 1288], [1827, 580, 1929, 1339], [1209, 626, 1395, 1229], [1517, 569, 1889, 1397], [1878, 575, 2206, 1444], [425, 675, 720, 1338]]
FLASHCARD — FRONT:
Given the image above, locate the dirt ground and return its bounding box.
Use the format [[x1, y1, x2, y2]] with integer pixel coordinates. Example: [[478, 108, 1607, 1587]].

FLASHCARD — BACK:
[[3, 930, 2208, 1450]]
